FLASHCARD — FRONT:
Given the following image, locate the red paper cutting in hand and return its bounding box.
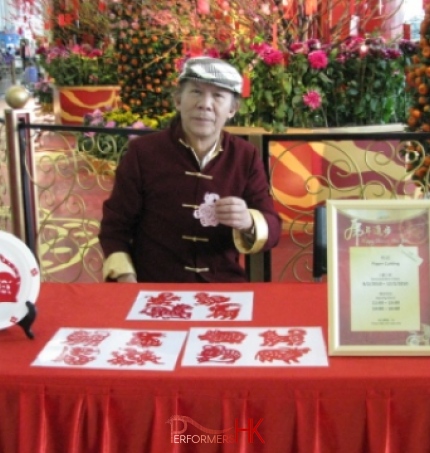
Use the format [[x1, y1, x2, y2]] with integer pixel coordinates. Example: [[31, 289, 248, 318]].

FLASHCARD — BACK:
[[255, 347, 310, 364], [197, 345, 241, 364], [128, 331, 165, 347], [198, 329, 246, 344], [108, 348, 163, 366], [193, 193, 220, 227], [259, 329, 306, 347]]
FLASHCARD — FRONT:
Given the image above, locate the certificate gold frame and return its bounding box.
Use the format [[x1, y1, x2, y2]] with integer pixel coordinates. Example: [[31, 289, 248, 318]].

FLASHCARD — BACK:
[[327, 199, 430, 356]]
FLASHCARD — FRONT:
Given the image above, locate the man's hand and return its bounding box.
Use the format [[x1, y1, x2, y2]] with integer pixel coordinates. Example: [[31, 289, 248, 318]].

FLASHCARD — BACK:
[[215, 197, 253, 232]]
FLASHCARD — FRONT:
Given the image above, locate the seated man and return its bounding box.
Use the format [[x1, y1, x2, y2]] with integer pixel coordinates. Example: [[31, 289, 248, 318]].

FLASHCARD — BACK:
[[99, 56, 282, 283]]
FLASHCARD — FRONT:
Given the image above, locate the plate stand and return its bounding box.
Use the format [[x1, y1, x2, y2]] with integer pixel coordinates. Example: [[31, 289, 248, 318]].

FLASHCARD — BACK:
[[17, 301, 37, 339]]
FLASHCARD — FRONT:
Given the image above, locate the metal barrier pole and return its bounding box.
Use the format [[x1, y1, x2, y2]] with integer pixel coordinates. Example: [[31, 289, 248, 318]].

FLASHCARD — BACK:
[[4, 106, 39, 256], [245, 133, 272, 283]]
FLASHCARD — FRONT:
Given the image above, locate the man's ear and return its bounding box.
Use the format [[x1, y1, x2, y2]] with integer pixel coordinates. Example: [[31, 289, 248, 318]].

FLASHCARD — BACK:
[[228, 97, 240, 119], [174, 92, 181, 110]]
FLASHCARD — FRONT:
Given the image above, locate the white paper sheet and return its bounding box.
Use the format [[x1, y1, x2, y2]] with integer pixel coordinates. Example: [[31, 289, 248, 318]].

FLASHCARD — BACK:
[[32, 328, 188, 371], [181, 327, 328, 367], [126, 290, 254, 321]]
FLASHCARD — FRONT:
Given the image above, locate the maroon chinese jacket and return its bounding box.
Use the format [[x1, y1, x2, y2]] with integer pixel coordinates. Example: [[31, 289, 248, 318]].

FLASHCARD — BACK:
[[99, 122, 281, 283]]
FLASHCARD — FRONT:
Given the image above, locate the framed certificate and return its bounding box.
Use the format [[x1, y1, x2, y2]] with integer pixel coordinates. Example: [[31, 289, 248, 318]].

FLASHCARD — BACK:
[[327, 200, 430, 355]]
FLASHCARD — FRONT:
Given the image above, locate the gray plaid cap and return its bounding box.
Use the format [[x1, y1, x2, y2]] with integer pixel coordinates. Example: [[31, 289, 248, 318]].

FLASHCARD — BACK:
[[178, 57, 243, 95]]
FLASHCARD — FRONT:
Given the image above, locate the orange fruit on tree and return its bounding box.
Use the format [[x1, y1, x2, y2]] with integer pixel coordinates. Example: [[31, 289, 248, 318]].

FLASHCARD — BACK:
[[419, 83, 430, 95], [410, 108, 422, 119], [406, 72, 416, 86], [416, 66, 426, 76], [422, 46, 430, 58], [422, 123, 430, 132], [408, 116, 418, 127], [419, 96, 428, 105]]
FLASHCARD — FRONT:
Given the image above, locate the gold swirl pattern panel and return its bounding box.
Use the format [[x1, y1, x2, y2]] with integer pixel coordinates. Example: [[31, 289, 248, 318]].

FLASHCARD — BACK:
[[268, 138, 415, 281]]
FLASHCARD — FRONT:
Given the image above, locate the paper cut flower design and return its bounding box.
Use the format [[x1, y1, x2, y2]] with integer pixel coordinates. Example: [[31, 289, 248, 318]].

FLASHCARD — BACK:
[[193, 192, 220, 227]]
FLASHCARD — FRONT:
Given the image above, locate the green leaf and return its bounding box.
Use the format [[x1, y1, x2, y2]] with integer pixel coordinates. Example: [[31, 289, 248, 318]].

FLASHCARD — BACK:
[[264, 90, 274, 106], [292, 95, 302, 106], [318, 72, 332, 84]]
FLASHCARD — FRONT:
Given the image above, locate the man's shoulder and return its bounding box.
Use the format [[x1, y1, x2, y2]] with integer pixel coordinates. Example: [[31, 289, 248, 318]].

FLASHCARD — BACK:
[[128, 128, 170, 150], [222, 130, 257, 154]]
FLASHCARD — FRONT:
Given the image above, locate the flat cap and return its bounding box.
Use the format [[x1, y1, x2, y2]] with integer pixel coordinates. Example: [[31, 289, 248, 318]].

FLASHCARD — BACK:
[[178, 56, 242, 95]]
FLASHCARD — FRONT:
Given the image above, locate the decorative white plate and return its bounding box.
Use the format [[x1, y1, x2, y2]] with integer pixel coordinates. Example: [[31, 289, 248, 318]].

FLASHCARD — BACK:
[[0, 231, 40, 330]]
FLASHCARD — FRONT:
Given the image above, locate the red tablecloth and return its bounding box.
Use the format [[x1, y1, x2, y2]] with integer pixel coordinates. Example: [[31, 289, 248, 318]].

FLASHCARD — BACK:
[[1, 282, 430, 453]]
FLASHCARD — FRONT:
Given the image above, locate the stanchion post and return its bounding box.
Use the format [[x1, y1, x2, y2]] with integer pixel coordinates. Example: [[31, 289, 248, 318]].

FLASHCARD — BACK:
[[245, 133, 272, 283], [4, 99, 39, 257]]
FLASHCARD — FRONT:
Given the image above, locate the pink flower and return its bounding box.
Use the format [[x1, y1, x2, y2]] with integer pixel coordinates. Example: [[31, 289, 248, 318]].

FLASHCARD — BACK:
[[251, 43, 283, 66], [303, 90, 322, 110], [262, 48, 284, 66], [250, 43, 271, 54], [206, 48, 221, 58], [88, 49, 103, 58], [91, 109, 103, 118], [105, 120, 116, 128], [70, 44, 82, 55], [289, 42, 308, 55], [132, 121, 146, 129], [308, 50, 328, 69], [46, 47, 69, 63]]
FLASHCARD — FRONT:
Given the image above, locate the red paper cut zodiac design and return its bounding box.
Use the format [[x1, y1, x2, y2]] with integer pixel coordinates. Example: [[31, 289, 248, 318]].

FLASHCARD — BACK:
[[198, 330, 246, 344], [0, 254, 21, 303], [108, 348, 162, 366], [140, 303, 192, 319], [193, 192, 220, 227], [197, 345, 241, 364], [65, 330, 110, 347], [255, 347, 310, 364], [54, 346, 99, 366], [194, 292, 231, 306], [128, 331, 165, 347], [145, 292, 181, 305], [259, 329, 306, 347], [207, 303, 241, 320]]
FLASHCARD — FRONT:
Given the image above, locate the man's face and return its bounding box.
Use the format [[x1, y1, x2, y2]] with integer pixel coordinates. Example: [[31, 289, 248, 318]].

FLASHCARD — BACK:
[[175, 81, 238, 145]]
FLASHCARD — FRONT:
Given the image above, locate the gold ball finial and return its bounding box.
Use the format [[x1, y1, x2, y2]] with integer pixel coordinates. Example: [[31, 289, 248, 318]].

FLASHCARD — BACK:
[[5, 85, 31, 109]]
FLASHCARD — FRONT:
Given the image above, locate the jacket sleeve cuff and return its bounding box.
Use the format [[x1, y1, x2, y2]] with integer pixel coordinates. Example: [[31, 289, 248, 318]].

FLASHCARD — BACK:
[[233, 209, 268, 254], [103, 252, 137, 281]]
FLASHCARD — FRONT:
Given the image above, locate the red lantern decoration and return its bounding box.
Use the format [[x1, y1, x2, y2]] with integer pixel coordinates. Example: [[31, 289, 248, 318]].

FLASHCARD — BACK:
[[304, 0, 317, 15], [242, 73, 251, 98], [403, 23, 411, 40], [188, 35, 204, 56], [283, 0, 296, 19]]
